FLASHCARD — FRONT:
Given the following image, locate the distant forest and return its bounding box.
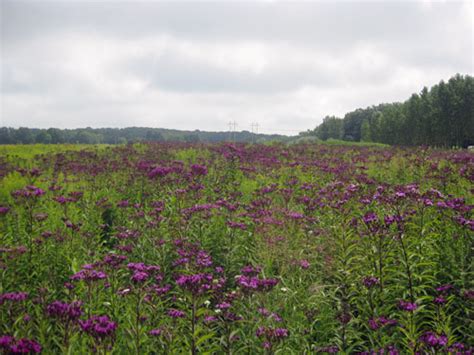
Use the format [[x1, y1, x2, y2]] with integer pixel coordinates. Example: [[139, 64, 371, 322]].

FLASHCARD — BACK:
[[2, 74, 472, 147], [304, 74, 474, 148], [0, 127, 288, 145]]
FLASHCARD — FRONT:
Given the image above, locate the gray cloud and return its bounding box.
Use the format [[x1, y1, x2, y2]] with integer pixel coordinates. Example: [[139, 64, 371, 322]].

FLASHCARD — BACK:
[[1, 0, 472, 135]]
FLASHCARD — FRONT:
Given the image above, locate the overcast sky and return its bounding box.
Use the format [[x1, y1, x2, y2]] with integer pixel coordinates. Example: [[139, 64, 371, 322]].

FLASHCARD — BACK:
[[1, 0, 472, 135]]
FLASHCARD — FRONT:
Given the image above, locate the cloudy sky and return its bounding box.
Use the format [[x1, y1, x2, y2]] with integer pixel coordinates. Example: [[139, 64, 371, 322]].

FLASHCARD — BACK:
[[1, 0, 472, 135]]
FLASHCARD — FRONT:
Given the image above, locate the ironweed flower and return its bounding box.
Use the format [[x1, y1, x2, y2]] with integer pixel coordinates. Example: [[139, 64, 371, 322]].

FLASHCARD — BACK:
[[0, 206, 10, 215], [70, 268, 107, 282], [190, 164, 208, 176], [419, 331, 448, 348], [79, 315, 117, 339], [362, 276, 380, 288], [131, 271, 149, 283], [149, 328, 162, 336], [0, 292, 28, 305], [0, 336, 42, 354], [47, 300, 83, 320], [398, 300, 417, 312], [167, 309, 185, 318], [368, 316, 397, 330]]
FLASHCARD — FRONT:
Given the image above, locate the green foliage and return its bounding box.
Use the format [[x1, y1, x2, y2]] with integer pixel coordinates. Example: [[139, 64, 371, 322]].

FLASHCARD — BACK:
[[309, 74, 474, 148], [0, 142, 472, 353]]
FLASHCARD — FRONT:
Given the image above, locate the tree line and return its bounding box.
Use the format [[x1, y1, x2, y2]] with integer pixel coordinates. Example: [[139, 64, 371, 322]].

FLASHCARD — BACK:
[[304, 74, 473, 147], [0, 127, 288, 145]]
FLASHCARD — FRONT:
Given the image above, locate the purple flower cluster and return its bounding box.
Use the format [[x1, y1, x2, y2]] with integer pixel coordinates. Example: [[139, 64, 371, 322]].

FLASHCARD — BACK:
[[70, 266, 107, 282], [227, 221, 247, 230], [398, 300, 417, 312], [362, 276, 380, 288], [235, 266, 279, 293], [46, 300, 83, 321], [0, 292, 28, 305], [419, 331, 448, 348], [190, 164, 208, 176], [0, 206, 10, 215], [167, 309, 186, 318], [79, 315, 117, 339], [0, 335, 41, 353], [176, 273, 215, 295], [148, 166, 173, 179], [235, 274, 278, 293], [256, 326, 289, 348], [368, 316, 397, 330], [127, 262, 160, 284], [11, 185, 45, 199]]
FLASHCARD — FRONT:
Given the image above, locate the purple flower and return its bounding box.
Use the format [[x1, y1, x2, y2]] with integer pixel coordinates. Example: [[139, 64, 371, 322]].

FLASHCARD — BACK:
[[0, 292, 28, 305], [47, 300, 83, 320], [0, 335, 13, 348], [436, 284, 453, 293], [176, 273, 214, 295], [363, 212, 378, 224], [167, 309, 185, 318], [190, 164, 208, 176], [368, 316, 397, 330], [0, 336, 41, 354], [10, 338, 42, 354], [433, 296, 447, 305], [419, 331, 448, 348], [368, 318, 379, 330], [149, 328, 162, 336], [117, 200, 130, 208], [362, 276, 379, 288], [70, 268, 107, 282], [148, 166, 172, 179], [227, 221, 247, 230], [236, 275, 278, 292], [216, 302, 231, 310], [398, 300, 417, 312], [131, 271, 149, 283], [79, 315, 117, 339], [0, 207, 10, 215], [299, 259, 310, 269]]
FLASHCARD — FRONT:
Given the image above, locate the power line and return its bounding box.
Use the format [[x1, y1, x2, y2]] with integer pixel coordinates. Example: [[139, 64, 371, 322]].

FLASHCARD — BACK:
[[228, 121, 238, 142]]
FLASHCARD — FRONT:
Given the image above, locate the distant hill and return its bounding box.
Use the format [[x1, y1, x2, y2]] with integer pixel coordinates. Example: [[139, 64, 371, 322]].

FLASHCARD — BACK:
[[0, 126, 291, 145]]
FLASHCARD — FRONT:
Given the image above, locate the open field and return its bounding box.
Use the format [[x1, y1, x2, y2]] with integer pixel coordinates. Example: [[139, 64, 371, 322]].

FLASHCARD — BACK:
[[0, 143, 473, 353]]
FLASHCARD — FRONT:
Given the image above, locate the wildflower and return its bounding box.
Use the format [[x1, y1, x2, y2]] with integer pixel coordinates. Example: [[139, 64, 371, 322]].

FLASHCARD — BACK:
[[436, 284, 453, 293], [0, 292, 28, 305], [190, 164, 208, 176], [299, 259, 310, 269], [363, 212, 378, 224], [368, 316, 397, 330], [398, 300, 417, 312], [10, 338, 42, 354], [362, 276, 379, 288], [0, 335, 42, 354], [47, 300, 83, 320], [149, 329, 162, 336], [131, 271, 149, 283], [433, 296, 447, 305], [70, 268, 107, 282], [419, 331, 448, 348], [79, 315, 117, 339], [0, 207, 10, 215], [177, 273, 217, 295], [167, 309, 185, 318]]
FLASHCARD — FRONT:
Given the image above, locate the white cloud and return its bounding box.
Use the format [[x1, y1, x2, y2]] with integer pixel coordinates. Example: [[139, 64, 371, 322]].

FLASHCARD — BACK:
[[1, 0, 472, 135]]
